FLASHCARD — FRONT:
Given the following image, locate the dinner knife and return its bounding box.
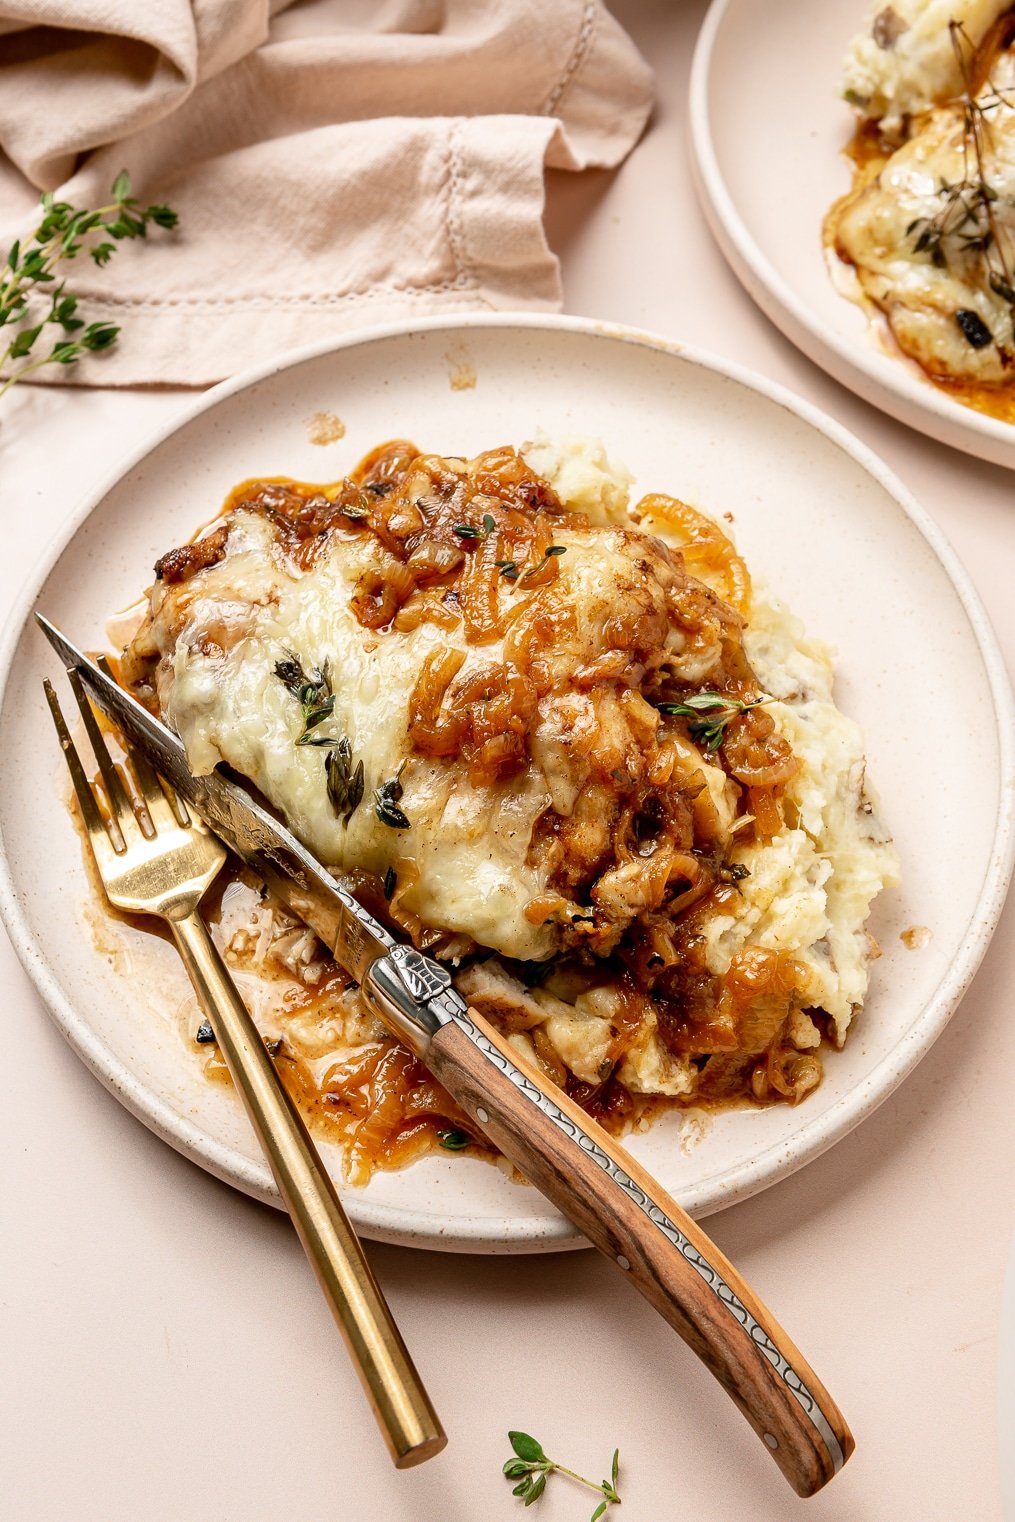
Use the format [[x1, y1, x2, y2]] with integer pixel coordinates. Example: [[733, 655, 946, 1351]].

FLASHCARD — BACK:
[[37, 612, 854, 1497]]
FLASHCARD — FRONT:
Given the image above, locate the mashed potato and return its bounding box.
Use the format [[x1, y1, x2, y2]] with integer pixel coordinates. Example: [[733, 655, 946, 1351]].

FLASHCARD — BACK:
[[843, 0, 1008, 138]]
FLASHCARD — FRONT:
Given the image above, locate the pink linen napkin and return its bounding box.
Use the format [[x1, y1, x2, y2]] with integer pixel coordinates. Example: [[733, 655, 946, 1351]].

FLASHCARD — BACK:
[[0, 0, 653, 386]]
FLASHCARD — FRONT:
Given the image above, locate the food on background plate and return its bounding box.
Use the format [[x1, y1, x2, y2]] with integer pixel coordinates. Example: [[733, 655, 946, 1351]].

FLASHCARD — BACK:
[[114, 435, 898, 1182], [829, 0, 1015, 420]]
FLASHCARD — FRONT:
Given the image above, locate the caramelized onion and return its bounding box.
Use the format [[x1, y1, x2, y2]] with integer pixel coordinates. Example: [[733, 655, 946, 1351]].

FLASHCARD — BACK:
[[457, 539, 507, 643], [406, 541, 465, 581], [408, 648, 467, 755], [393, 589, 461, 633], [747, 787, 784, 839], [350, 560, 416, 629], [752, 1048, 823, 1104], [531, 1026, 569, 1087], [722, 707, 799, 789], [638, 492, 751, 614]]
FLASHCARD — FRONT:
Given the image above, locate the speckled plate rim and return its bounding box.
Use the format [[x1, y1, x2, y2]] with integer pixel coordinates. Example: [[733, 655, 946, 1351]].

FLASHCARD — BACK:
[[688, 0, 1015, 472], [0, 311, 1013, 1254]]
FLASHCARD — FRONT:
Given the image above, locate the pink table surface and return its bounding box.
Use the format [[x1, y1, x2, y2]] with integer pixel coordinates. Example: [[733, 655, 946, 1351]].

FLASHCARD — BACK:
[[2, 2, 1014, 1517]]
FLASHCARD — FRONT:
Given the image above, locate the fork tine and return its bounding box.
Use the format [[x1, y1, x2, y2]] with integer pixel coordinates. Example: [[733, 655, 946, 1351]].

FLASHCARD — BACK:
[[94, 654, 189, 829], [43, 679, 120, 856], [66, 667, 139, 847], [127, 747, 186, 833]]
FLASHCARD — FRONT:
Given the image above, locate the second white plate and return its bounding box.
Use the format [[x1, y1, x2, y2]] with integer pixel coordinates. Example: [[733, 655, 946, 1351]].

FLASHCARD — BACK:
[[689, 0, 1015, 470], [0, 314, 1012, 1251]]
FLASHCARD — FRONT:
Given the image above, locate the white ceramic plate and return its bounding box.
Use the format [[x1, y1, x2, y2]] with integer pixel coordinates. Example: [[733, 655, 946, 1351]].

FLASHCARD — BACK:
[[0, 314, 1012, 1253], [689, 0, 1015, 470]]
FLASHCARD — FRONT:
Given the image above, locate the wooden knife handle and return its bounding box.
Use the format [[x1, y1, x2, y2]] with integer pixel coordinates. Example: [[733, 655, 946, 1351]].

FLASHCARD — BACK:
[[426, 1006, 853, 1497]]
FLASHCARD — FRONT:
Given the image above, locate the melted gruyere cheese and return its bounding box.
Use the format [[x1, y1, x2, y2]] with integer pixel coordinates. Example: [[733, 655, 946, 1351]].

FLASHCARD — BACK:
[[162, 512, 559, 960]]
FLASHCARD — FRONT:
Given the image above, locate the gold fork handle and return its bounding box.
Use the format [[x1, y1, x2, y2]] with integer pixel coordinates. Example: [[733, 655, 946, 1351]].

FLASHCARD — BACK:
[[170, 911, 446, 1468]]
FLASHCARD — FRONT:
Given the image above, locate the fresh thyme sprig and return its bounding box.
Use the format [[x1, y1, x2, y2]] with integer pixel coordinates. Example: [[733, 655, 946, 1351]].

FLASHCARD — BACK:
[[0, 170, 178, 400], [274, 655, 365, 825], [904, 22, 1015, 347], [274, 655, 337, 743], [495, 544, 567, 583], [503, 1432, 621, 1519], [655, 691, 768, 753]]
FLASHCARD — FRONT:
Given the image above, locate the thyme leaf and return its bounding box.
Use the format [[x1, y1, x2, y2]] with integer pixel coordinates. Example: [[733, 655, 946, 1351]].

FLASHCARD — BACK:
[[453, 513, 496, 540], [521, 544, 567, 580], [374, 761, 410, 830], [502, 1432, 622, 1516], [273, 655, 314, 700], [956, 306, 993, 347], [336, 481, 370, 519], [299, 698, 336, 736], [436, 1128, 470, 1150], [719, 862, 751, 884], [325, 738, 365, 826]]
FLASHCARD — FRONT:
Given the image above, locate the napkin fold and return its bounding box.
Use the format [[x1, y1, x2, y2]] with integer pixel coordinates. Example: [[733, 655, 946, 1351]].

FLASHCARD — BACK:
[[0, 0, 653, 385]]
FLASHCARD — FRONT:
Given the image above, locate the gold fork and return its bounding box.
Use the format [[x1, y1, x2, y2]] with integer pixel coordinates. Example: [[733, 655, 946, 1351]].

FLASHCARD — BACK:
[[44, 664, 446, 1469]]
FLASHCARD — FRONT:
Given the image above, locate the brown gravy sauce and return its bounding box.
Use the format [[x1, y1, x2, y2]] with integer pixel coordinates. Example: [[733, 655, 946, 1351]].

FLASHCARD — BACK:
[[73, 776, 828, 1184]]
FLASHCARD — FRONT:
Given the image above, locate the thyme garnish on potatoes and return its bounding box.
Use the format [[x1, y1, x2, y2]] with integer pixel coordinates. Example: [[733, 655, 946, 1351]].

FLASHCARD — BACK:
[[654, 691, 768, 753], [502, 1431, 621, 1518], [0, 171, 178, 400], [904, 21, 1015, 348]]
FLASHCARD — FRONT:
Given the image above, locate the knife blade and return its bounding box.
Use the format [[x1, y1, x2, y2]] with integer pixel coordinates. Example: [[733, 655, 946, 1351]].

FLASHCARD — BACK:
[[36, 609, 853, 1496], [34, 613, 459, 1058]]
